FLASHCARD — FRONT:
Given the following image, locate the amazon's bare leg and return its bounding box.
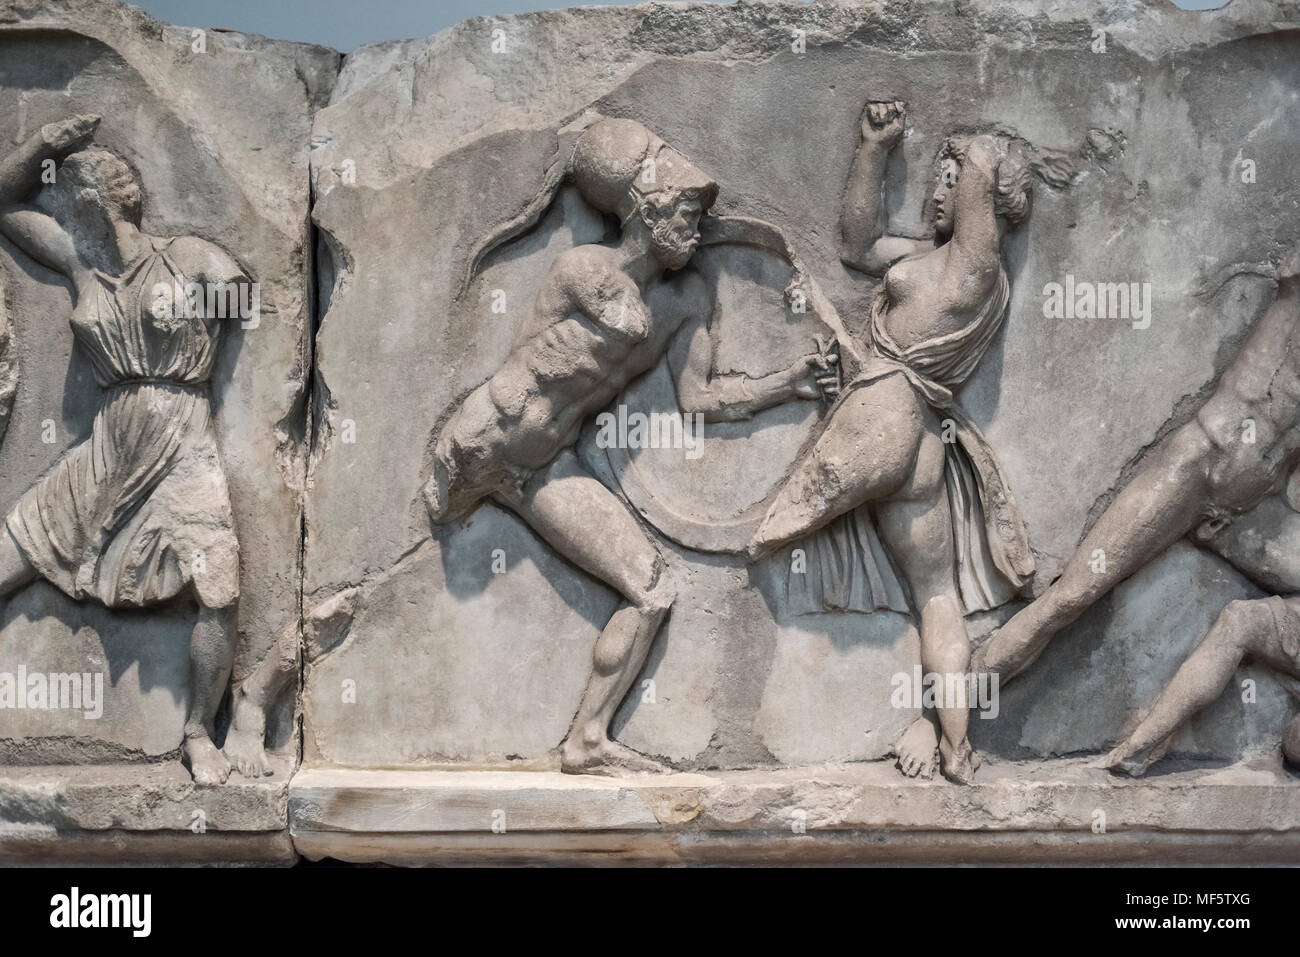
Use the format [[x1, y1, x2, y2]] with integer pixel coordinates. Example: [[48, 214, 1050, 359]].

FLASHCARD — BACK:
[[500, 450, 675, 775], [747, 374, 921, 557], [745, 375, 970, 779], [182, 600, 237, 785], [876, 419, 979, 784]]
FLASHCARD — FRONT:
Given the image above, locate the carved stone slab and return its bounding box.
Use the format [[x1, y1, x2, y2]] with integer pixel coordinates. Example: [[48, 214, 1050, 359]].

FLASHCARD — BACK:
[[302, 0, 1299, 779], [0, 0, 334, 853], [0, 0, 1298, 866]]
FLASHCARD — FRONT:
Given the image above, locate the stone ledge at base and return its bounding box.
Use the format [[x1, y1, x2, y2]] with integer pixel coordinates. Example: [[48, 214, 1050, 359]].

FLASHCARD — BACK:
[[289, 758, 1300, 865], [6, 757, 1297, 865], [0, 761, 295, 865]]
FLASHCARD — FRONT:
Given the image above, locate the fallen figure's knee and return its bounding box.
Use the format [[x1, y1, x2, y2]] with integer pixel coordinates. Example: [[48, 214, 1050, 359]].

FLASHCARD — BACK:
[[1212, 598, 1275, 653]]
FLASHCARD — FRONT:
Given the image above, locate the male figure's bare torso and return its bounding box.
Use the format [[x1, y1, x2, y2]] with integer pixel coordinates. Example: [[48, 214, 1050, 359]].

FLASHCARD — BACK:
[[1195, 269, 1300, 513], [473, 246, 709, 474]]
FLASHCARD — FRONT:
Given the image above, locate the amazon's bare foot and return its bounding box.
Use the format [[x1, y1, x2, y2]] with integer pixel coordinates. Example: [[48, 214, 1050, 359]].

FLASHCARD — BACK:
[[939, 735, 980, 785], [892, 717, 938, 779], [183, 731, 231, 786], [223, 688, 273, 778]]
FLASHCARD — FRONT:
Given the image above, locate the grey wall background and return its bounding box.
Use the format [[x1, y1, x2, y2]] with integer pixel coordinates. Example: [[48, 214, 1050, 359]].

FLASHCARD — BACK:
[[132, 0, 1226, 52]]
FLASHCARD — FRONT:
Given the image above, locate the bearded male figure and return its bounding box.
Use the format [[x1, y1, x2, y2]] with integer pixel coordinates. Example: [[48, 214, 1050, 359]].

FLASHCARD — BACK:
[[421, 117, 838, 775]]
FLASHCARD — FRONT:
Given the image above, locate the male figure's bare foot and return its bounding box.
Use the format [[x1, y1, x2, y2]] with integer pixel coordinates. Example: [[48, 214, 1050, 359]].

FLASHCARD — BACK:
[[891, 716, 938, 779], [560, 736, 671, 776], [1098, 736, 1171, 777], [938, 735, 980, 785], [183, 732, 232, 785], [971, 617, 1039, 686], [223, 687, 273, 778]]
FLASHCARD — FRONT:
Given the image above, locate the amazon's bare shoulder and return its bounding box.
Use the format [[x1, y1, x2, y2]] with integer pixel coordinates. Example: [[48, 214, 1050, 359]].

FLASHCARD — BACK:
[[166, 234, 248, 286]]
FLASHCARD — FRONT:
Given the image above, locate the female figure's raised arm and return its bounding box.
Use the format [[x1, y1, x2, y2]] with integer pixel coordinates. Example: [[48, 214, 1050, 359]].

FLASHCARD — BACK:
[[946, 134, 1002, 269], [840, 100, 928, 277], [0, 114, 99, 280]]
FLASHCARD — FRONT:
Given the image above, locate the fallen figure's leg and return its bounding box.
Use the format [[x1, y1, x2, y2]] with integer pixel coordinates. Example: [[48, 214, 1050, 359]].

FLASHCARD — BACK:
[[1102, 494, 1300, 776], [1102, 595, 1300, 776]]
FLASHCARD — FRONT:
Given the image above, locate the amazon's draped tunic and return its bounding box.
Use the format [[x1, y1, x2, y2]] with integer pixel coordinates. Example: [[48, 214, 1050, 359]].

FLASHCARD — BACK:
[[6, 237, 238, 609], [789, 267, 1034, 617]]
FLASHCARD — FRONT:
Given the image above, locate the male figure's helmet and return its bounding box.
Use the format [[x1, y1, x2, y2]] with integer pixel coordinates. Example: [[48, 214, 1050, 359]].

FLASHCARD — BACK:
[[568, 118, 718, 223]]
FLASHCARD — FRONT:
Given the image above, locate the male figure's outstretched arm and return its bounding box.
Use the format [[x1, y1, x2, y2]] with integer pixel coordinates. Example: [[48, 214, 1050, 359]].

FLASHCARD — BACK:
[[668, 273, 838, 422]]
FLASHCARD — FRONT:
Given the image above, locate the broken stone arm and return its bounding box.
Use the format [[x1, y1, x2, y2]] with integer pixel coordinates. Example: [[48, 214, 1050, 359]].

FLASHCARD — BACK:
[[0, 115, 103, 278], [948, 135, 1001, 264]]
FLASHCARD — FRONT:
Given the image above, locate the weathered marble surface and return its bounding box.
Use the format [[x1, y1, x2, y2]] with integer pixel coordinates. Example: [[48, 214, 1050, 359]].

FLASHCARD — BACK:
[[289, 759, 1300, 865], [0, 0, 334, 812], [304, 0, 1300, 773], [0, 0, 1298, 864]]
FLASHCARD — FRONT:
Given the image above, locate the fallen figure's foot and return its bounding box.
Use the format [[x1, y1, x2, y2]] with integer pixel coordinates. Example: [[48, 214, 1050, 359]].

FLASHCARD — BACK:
[[560, 737, 672, 776], [183, 731, 232, 786], [939, 735, 981, 785], [891, 717, 938, 779], [223, 686, 274, 778]]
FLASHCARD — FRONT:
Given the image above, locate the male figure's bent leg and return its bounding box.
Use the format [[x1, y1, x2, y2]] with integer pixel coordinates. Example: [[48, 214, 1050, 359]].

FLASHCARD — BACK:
[[499, 450, 675, 775]]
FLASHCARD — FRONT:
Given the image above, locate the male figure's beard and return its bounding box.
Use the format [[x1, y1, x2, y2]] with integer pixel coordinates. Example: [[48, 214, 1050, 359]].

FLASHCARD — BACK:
[[650, 221, 698, 271]]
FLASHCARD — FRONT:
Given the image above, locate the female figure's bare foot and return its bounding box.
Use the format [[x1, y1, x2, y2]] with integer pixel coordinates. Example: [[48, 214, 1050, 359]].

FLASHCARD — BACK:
[[560, 736, 671, 776], [892, 716, 939, 779], [183, 732, 232, 786], [223, 687, 273, 778], [938, 735, 980, 785]]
